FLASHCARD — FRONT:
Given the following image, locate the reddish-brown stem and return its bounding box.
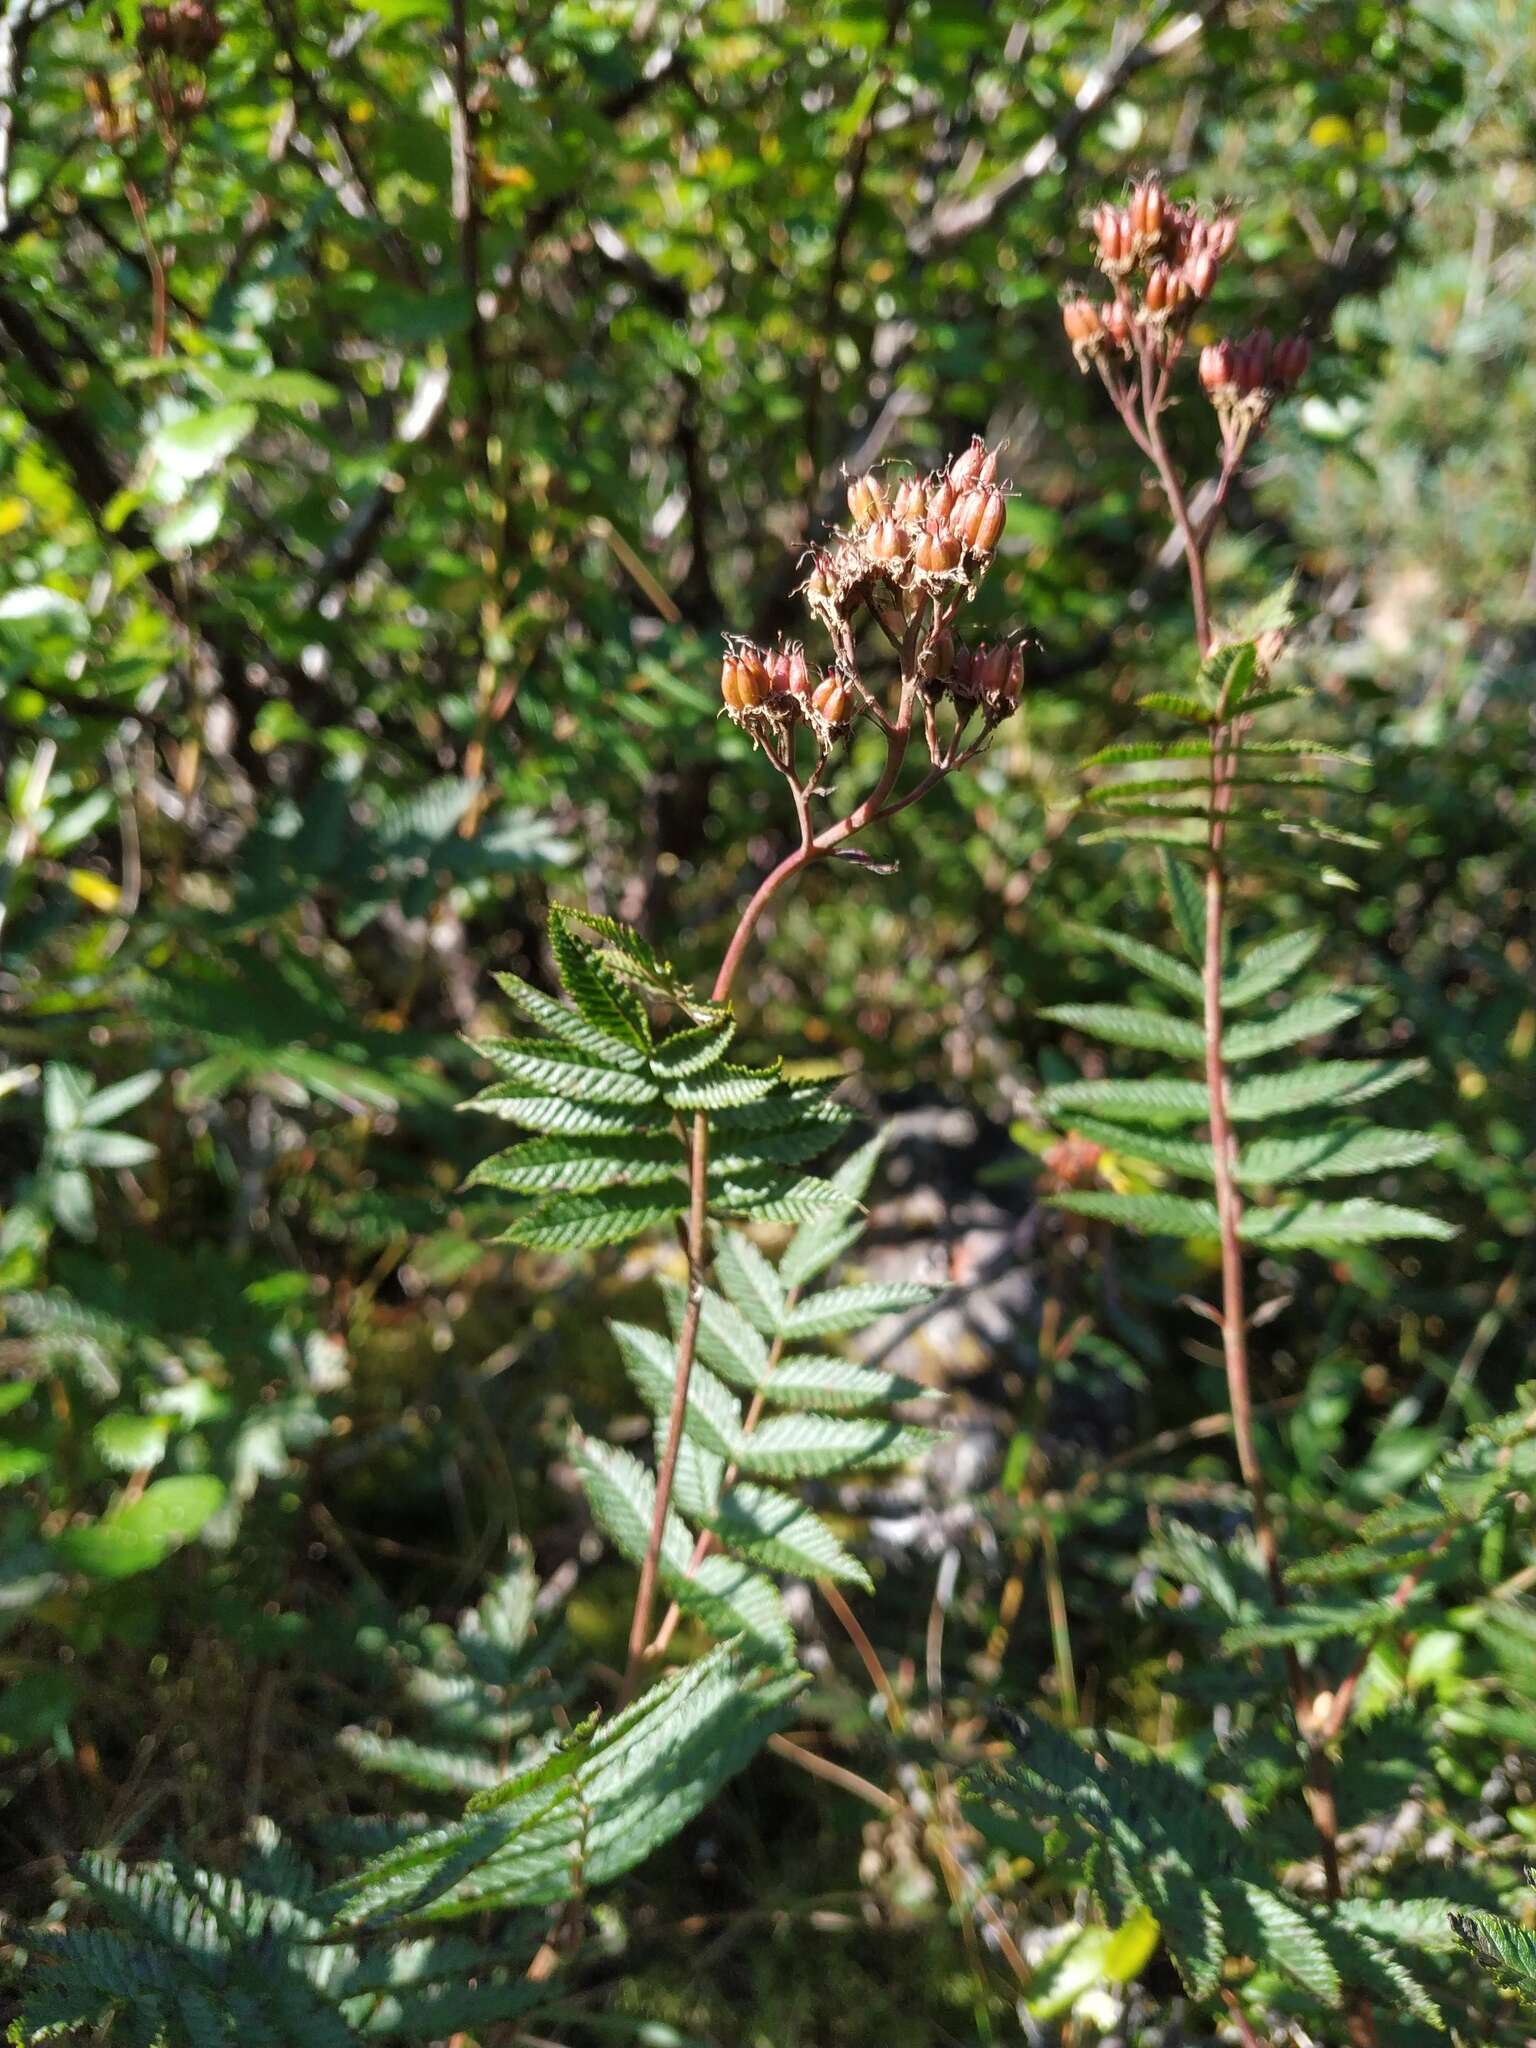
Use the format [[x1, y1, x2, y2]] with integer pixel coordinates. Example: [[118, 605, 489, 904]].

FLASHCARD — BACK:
[[620, 708, 923, 1703], [1140, 342, 1211, 655], [124, 179, 168, 357], [820, 1579, 906, 1734]]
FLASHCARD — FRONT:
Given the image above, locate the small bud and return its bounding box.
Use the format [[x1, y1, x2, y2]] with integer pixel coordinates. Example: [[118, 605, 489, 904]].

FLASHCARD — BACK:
[[1185, 251, 1219, 300], [812, 675, 851, 724], [1271, 334, 1310, 389], [948, 437, 988, 490], [868, 516, 908, 563]]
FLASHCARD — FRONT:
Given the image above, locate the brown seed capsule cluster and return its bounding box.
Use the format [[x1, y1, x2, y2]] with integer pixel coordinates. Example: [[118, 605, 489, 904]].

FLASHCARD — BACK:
[[820, 436, 1009, 631], [1064, 177, 1237, 366], [945, 638, 1026, 717], [720, 637, 854, 743], [138, 0, 224, 62], [1198, 329, 1309, 431]]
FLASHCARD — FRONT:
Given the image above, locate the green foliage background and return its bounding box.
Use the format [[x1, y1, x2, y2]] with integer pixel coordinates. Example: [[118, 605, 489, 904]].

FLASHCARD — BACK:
[[1, 0, 1534, 2040]]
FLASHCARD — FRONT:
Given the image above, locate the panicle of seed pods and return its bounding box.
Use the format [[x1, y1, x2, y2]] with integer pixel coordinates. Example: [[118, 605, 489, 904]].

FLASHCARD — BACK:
[[1061, 173, 1309, 453], [720, 437, 1026, 774]]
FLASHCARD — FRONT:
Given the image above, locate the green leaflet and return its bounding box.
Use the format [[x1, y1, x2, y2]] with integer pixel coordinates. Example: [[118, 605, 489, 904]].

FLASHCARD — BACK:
[[709, 1482, 872, 1589], [665, 1063, 782, 1110], [661, 1276, 771, 1389], [494, 1188, 684, 1250], [576, 1439, 789, 1655], [1222, 927, 1325, 1006], [1161, 852, 1207, 964], [1041, 1003, 1206, 1059], [472, 1041, 660, 1104], [552, 906, 728, 1025], [1227, 1060, 1425, 1120], [545, 914, 653, 1049], [1054, 1117, 1438, 1188], [611, 1319, 743, 1460], [648, 1017, 737, 1078], [1223, 992, 1367, 1060], [1240, 1198, 1456, 1249], [465, 1134, 679, 1195], [1067, 925, 1204, 1001], [733, 1414, 939, 1480], [1050, 1192, 1221, 1238], [760, 1355, 927, 1413], [711, 1229, 787, 1336], [463, 1087, 662, 1137], [779, 1281, 935, 1339], [1041, 1076, 1209, 1124], [489, 968, 648, 1071]]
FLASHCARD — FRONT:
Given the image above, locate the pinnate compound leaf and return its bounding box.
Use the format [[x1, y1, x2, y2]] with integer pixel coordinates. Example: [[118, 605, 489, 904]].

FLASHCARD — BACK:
[[610, 1320, 742, 1460]]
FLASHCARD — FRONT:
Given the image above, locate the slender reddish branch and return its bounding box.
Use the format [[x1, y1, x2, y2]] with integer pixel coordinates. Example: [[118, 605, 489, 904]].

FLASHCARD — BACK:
[[620, 702, 931, 1702]]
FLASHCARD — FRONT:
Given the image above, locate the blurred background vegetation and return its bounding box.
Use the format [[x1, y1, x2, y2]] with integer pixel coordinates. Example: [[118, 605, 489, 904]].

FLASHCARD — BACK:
[[1, 0, 1533, 2039]]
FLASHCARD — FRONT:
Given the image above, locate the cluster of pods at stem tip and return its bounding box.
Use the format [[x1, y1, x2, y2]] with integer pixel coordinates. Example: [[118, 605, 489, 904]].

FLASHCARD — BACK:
[[719, 436, 1026, 758], [1060, 174, 1310, 443]]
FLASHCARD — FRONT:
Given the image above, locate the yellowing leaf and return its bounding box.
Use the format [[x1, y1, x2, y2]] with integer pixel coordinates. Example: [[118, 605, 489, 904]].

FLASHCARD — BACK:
[[67, 870, 121, 911]]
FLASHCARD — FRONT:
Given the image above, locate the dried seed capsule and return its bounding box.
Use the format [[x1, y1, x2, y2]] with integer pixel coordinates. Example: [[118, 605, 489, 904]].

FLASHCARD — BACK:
[[951, 488, 985, 548], [948, 437, 987, 490], [1186, 251, 1219, 300], [737, 646, 770, 705], [721, 655, 743, 710], [904, 478, 928, 521], [1271, 334, 1310, 389], [785, 646, 812, 698], [846, 475, 876, 526], [950, 643, 976, 694], [1233, 330, 1273, 394], [928, 475, 957, 522], [927, 627, 955, 675], [971, 488, 1007, 554], [978, 643, 1012, 695], [1144, 263, 1169, 314], [1003, 645, 1025, 708], [1062, 296, 1103, 347], [812, 675, 851, 723], [913, 524, 961, 574], [1211, 214, 1239, 260], [803, 554, 835, 606], [867, 516, 908, 563], [1199, 340, 1236, 394], [1103, 299, 1133, 349]]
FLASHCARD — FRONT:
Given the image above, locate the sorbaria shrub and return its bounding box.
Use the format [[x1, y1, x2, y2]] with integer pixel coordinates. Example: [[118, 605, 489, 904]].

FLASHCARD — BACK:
[[17, 171, 1536, 2048]]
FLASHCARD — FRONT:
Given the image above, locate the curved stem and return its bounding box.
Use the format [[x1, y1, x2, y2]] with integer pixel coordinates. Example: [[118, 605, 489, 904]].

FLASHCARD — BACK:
[[620, 712, 919, 1702]]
